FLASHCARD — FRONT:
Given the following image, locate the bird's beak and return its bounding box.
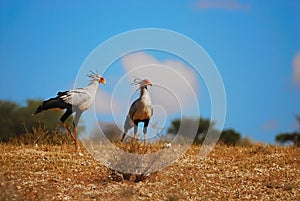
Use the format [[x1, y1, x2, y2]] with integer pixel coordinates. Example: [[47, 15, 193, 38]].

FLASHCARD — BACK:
[[144, 79, 152, 86], [100, 78, 106, 85]]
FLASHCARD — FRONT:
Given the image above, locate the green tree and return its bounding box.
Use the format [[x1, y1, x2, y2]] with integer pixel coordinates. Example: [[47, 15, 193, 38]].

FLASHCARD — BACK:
[[0, 99, 77, 142], [0, 100, 19, 141], [219, 129, 241, 146], [168, 117, 216, 144], [275, 116, 300, 147], [168, 118, 241, 145], [275, 132, 300, 147]]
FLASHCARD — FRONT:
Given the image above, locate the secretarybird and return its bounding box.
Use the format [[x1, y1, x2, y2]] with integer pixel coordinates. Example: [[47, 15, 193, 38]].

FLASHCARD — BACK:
[[121, 78, 153, 145], [34, 71, 106, 151]]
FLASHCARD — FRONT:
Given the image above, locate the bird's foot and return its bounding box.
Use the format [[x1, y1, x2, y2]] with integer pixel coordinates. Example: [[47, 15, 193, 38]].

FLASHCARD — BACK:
[[134, 174, 147, 182], [121, 133, 126, 142]]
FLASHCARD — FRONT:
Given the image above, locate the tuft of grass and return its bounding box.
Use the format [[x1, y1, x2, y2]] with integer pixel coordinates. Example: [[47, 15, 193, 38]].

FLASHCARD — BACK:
[[107, 140, 171, 182], [114, 140, 163, 154], [9, 124, 74, 146]]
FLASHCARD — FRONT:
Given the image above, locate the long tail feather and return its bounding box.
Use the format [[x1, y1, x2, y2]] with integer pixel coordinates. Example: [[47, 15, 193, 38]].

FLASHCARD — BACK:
[[34, 96, 70, 115]]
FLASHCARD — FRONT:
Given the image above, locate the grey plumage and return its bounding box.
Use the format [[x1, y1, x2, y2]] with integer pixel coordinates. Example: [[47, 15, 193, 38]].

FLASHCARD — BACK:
[[34, 72, 106, 151]]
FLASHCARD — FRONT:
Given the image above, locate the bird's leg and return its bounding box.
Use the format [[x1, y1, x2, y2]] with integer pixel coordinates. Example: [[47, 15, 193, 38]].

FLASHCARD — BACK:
[[60, 109, 76, 143], [62, 122, 77, 152], [133, 120, 139, 142], [143, 120, 149, 146], [61, 122, 76, 142], [121, 133, 126, 142], [143, 127, 147, 146], [133, 125, 138, 141], [73, 126, 78, 152], [134, 125, 138, 141], [72, 111, 82, 152]]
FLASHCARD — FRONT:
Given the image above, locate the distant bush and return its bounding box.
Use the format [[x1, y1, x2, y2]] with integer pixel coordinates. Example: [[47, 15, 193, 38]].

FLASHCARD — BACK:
[[0, 99, 81, 143], [219, 129, 241, 146], [275, 115, 300, 147], [236, 136, 254, 147], [275, 132, 300, 147], [167, 118, 241, 146]]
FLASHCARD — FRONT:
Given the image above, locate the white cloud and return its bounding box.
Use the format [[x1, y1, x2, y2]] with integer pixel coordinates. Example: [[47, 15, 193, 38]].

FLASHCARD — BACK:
[[94, 89, 120, 114], [260, 119, 279, 132], [195, 0, 250, 10], [121, 52, 199, 114], [292, 52, 300, 86]]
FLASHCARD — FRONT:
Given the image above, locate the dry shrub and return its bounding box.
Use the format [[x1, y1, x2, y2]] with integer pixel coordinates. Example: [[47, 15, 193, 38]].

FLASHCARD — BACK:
[[115, 140, 163, 154], [108, 141, 173, 182], [237, 136, 254, 147], [9, 124, 73, 146]]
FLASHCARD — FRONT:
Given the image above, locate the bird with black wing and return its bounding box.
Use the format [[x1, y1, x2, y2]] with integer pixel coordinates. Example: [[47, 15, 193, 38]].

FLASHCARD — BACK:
[[34, 71, 106, 151]]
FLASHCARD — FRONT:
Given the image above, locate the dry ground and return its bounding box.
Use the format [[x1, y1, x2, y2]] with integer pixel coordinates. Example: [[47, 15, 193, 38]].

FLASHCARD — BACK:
[[0, 143, 299, 200]]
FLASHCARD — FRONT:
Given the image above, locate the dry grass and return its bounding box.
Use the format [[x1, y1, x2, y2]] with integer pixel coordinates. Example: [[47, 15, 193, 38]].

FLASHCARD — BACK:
[[0, 142, 299, 200]]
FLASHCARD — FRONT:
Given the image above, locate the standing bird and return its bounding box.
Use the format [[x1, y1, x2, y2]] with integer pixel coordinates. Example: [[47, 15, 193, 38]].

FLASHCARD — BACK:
[[34, 71, 106, 150], [121, 78, 153, 145]]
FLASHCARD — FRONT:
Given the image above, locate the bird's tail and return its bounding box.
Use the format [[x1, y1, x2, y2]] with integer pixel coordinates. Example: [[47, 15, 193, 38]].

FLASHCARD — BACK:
[[33, 96, 68, 115]]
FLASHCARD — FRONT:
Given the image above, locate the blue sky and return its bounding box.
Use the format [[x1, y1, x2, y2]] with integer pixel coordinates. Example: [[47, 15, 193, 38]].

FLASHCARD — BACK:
[[1, 0, 300, 143]]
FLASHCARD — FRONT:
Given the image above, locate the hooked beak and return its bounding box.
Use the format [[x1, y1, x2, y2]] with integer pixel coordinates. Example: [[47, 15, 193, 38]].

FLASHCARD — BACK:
[[100, 77, 106, 85]]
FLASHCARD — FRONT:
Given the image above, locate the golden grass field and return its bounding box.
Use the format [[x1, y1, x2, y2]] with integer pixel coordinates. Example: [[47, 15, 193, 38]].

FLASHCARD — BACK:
[[0, 142, 299, 201]]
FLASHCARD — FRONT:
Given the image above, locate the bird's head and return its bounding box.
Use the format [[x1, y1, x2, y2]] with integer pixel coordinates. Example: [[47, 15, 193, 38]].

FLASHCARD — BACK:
[[132, 77, 152, 89], [88, 71, 106, 85], [140, 79, 152, 87]]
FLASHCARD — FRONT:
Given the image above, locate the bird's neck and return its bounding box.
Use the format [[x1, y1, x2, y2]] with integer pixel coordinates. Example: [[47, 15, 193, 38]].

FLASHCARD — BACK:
[[86, 80, 99, 97], [140, 86, 151, 101]]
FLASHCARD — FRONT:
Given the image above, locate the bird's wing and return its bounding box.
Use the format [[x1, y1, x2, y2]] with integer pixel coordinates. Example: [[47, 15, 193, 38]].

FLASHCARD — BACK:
[[123, 114, 134, 132], [151, 106, 153, 117], [57, 91, 68, 96], [59, 89, 91, 110], [128, 99, 139, 120]]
